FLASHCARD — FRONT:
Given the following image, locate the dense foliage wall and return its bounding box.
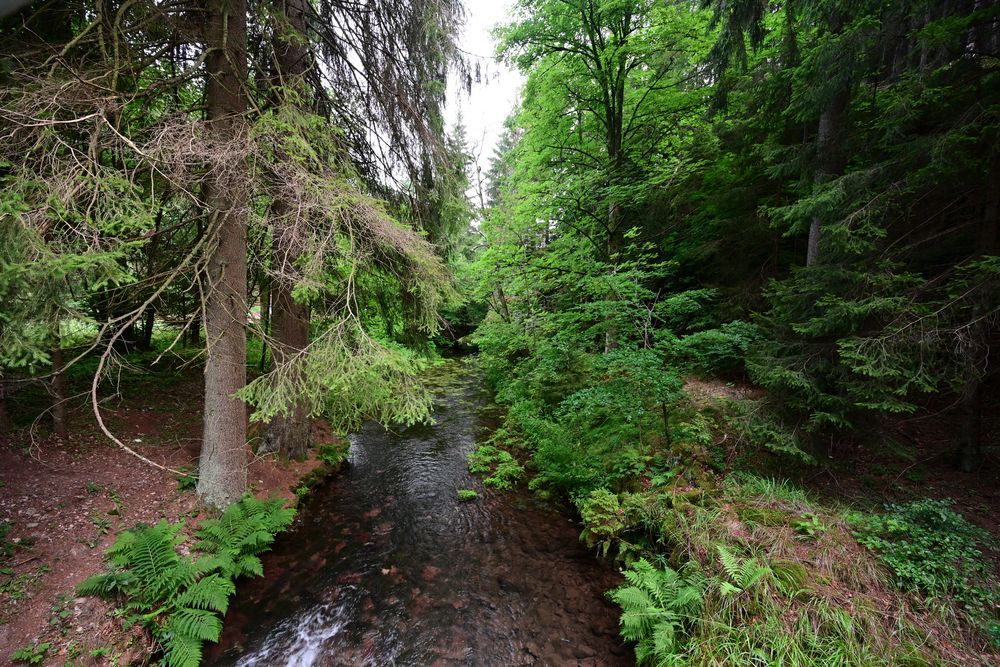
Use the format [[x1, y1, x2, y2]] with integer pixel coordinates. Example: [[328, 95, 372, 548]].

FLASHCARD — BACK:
[[0, 0, 471, 504], [476, 0, 1000, 468]]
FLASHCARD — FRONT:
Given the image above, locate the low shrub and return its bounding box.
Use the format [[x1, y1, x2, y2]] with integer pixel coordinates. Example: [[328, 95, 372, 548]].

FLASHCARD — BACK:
[[78, 496, 294, 667], [849, 498, 1000, 639]]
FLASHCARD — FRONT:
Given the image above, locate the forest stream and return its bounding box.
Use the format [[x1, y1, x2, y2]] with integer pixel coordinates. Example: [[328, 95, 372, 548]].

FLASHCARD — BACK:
[[208, 359, 631, 667]]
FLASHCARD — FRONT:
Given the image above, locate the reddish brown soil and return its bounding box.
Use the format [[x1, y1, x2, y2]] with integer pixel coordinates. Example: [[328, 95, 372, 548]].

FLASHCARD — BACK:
[[0, 371, 335, 664]]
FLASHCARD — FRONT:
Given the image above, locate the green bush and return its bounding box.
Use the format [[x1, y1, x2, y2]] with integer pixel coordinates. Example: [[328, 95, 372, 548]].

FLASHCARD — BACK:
[[316, 442, 350, 467], [849, 498, 999, 633], [579, 489, 627, 557], [667, 320, 761, 375]]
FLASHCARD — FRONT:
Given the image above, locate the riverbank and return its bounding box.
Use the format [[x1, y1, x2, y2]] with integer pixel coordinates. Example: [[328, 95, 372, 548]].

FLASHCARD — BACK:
[[207, 359, 630, 666], [469, 323, 1000, 666], [0, 367, 342, 664]]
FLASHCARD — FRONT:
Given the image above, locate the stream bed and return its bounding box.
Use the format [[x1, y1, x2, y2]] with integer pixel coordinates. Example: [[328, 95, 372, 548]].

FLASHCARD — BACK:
[[209, 359, 632, 666]]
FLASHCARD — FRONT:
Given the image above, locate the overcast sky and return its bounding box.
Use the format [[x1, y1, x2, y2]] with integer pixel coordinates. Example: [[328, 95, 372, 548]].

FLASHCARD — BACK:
[[445, 0, 525, 176]]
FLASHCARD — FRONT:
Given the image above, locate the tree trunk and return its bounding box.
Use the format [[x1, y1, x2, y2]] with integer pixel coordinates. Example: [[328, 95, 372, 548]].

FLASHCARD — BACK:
[[261, 276, 311, 459], [604, 199, 622, 353], [140, 307, 155, 351], [259, 0, 314, 459], [806, 84, 850, 266], [0, 374, 10, 435], [401, 279, 428, 350], [138, 203, 163, 352], [806, 8, 851, 268], [494, 285, 511, 322], [188, 313, 201, 346], [960, 152, 999, 472], [197, 0, 249, 508], [51, 331, 68, 439]]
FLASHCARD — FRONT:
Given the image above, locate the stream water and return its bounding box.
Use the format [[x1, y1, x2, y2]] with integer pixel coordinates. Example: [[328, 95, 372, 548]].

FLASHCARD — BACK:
[[209, 360, 632, 666]]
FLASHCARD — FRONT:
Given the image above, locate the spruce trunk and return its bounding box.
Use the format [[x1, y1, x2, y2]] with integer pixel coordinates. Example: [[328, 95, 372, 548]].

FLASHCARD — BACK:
[[806, 85, 850, 267], [262, 275, 311, 459], [197, 0, 249, 508], [960, 153, 999, 472], [51, 331, 68, 439], [0, 373, 10, 434], [260, 0, 313, 459]]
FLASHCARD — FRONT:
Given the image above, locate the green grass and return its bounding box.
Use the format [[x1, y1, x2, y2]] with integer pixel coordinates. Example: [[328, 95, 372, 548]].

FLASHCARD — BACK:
[[603, 474, 973, 665]]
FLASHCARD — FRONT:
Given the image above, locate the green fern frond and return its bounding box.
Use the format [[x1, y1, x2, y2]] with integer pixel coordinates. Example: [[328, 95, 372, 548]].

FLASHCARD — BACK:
[[634, 638, 656, 666], [618, 606, 657, 641], [235, 554, 264, 578], [76, 573, 117, 598], [161, 629, 203, 667], [652, 620, 678, 656], [739, 559, 769, 590], [166, 607, 223, 642], [612, 585, 654, 612], [173, 574, 235, 614], [717, 545, 741, 581], [719, 580, 743, 597], [673, 585, 702, 614]]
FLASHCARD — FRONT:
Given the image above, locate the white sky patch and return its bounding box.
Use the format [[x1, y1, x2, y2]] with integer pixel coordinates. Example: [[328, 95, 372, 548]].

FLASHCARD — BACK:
[[445, 0, 524, 174]]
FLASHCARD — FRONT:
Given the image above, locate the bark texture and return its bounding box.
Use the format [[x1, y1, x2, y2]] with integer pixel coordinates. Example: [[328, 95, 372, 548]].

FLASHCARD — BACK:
[[806, 10, 851, 267], [260, 0, 313, 459], [806, 84, 850, 267], [51, 335, 68, 439], [197, 0, 249, 508], [261, 278, 311, 459]]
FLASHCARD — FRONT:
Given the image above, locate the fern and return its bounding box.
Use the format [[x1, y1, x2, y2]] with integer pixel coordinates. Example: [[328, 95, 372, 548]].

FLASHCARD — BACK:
[[166, 608, 224, 642], [77, 497, 294, 667], [716, 545, 770, 596], [195, 497, 294, 579], [173, 574, 235, 613], [611, 558, 704, 665], [160, 630, 203, 667]]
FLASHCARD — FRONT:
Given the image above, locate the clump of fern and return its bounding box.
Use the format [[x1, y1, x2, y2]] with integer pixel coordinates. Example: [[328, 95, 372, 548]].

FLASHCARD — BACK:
[[467, 444, 524, 489], [78, 497, 294, 667], [610, 558, 705, 663], [608, 474, 970, 666], [195, 496, 294, 579]]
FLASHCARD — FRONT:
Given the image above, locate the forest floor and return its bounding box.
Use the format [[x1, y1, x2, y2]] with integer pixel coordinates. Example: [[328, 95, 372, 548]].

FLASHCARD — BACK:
[[0, 366, 339, 664], [686, 376, 1000, 549]]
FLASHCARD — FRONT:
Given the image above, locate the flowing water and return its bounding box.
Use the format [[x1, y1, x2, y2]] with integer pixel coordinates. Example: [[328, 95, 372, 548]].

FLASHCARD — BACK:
[[210, 360, 631, 666]]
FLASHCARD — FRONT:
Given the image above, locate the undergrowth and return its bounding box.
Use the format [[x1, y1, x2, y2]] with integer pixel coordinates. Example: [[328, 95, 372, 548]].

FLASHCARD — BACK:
[[77, 496, 294, 667], [467, 443, 524, 489], [603, 474, 976, 665], [849, 498, 1000, 644], [472, 325, 1000, 665]]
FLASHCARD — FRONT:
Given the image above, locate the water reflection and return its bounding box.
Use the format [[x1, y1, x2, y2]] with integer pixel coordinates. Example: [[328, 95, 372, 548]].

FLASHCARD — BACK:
[[212, 361, 630, 666]]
